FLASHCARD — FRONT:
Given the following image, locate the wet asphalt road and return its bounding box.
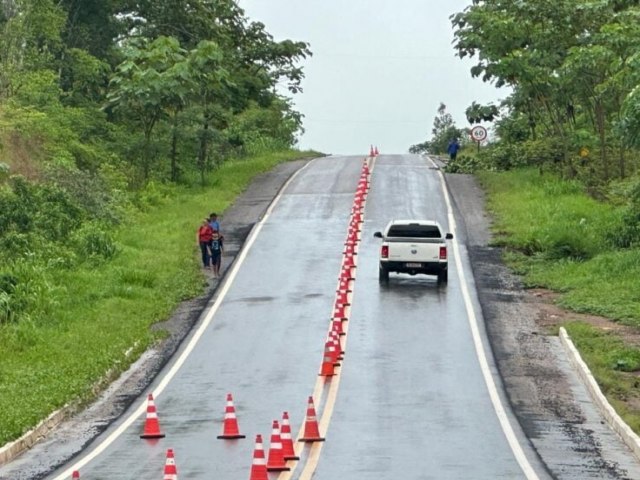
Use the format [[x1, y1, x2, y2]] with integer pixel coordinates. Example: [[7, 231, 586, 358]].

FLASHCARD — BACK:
[[38, 154, 542, 479], [9, 154, 634, 479], [314, 155, 531, 479]]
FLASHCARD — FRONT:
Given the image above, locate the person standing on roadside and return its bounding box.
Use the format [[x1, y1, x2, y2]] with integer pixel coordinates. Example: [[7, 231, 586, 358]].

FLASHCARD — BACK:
[[209, 212, 224, 274], [447, 138, 460, 162], [209, 212, 221, 234], [197, 218, 214, 272], [209, 229, 223, 277]]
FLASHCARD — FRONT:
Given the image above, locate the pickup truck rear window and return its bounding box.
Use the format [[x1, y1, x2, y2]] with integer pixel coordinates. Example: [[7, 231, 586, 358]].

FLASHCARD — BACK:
[[387, 225, 442, 238]]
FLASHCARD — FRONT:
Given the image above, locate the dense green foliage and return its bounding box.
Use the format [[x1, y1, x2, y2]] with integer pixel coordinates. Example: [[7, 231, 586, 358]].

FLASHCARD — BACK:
[[449, 0, 640, 182], [0, 0, 312, 326], [0, 150, 315, 446], [481, 167, 640, 322], [481, 168, 640, 431], [0, 0, 316, 445]]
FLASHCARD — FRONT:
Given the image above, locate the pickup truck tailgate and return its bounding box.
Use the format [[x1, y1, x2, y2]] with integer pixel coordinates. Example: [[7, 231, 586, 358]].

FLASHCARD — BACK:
[[387, 239, 442, 262]]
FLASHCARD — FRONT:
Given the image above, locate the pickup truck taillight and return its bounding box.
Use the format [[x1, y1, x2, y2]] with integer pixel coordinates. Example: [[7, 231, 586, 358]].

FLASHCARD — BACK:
[[439, 246, 447, 260], [381, 245, 389, 258]]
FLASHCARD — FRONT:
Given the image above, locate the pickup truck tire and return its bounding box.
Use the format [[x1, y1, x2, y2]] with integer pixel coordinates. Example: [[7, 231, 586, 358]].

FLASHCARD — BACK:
[[437, 269, 448, 284], [379, 266, 389, 283]]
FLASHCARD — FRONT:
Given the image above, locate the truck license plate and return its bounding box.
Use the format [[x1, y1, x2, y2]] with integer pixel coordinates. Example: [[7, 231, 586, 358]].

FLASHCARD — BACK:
[[405, 262, 422, 268]]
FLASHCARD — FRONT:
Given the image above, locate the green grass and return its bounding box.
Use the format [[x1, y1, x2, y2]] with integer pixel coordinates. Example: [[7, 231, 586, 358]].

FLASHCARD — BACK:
[[479, 167, 640, 432], [478, 168, 638, 323], [0, 150, 317, 445], [564, 322, 640, 432]]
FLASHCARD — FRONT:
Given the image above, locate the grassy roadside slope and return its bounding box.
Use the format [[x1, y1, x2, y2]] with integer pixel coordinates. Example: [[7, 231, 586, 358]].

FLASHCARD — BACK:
[[0, 150, 317, 446], [478, 167, 640, 432]]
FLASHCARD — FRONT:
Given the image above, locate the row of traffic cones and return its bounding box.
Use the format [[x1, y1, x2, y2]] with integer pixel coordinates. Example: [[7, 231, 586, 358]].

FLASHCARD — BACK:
[[247, 155, 374, 478], [319, 157, 372, 378], [369, 145, 379, 157], [71, 157, 375, 480], [132, 392, 324, 480]]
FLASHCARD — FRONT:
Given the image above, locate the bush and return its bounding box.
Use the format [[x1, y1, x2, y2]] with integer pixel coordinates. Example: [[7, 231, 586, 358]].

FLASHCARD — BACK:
[[72, 222, 118, 261], [0, 261, 59, 325], [608, 178, 640, 248], [478, 138, 565, 172], [444, 154, 484, 173]]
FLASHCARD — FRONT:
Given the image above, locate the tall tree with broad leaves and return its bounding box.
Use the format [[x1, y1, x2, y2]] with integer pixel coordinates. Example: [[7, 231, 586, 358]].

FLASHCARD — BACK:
[[106, 36, 188, 181]]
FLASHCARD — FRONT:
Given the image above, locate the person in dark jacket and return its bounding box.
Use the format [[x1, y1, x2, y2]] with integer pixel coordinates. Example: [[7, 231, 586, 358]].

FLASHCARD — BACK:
[[447, 138, 460, 161]]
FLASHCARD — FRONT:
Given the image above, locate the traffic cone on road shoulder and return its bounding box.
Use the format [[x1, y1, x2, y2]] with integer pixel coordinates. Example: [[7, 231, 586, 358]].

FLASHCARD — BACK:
[[71, 472, 80, 480], [217, 393, 246, 439], [299, 396, 325, 442], [140, 393, 165, 439]]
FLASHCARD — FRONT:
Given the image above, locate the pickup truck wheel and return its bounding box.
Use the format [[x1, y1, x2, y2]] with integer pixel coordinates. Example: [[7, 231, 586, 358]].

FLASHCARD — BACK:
[[379, 267, 389, 283], [438, 270, 448, 284]]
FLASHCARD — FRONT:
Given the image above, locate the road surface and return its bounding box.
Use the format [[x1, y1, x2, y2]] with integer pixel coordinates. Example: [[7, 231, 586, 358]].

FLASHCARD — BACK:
[[3, 154, 640, 479]]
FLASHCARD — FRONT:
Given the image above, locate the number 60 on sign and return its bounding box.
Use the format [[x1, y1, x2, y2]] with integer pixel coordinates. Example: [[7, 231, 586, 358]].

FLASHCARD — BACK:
[[470, 125, 488, 142]]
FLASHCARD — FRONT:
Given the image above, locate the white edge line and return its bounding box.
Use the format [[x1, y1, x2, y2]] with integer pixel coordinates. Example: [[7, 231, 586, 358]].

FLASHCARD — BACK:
[[559, 327, 640, 460], [52, 158, 315, 480], [428, 156, 540, 480]]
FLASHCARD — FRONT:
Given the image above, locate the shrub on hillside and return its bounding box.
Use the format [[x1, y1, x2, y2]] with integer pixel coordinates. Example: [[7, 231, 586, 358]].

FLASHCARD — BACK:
[[444, 154, 484, 173], [608, 179, 640, 248], [72, 222, 118, 261]]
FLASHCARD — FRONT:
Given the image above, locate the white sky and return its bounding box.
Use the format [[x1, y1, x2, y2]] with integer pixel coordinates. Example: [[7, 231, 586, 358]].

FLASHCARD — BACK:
[[239, 0, 506, 155]]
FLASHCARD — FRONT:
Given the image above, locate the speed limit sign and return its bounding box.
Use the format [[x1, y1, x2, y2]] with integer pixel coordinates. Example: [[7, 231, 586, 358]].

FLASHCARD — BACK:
[[470, 125, 488, 142]]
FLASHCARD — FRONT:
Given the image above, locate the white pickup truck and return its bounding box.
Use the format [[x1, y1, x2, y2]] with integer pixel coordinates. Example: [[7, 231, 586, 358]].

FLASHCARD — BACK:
[[373, 220, 453, 284]]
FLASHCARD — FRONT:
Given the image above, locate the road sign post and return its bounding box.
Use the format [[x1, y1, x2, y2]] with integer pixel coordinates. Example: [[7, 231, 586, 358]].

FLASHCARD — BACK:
[[470, 125, 488, 153]]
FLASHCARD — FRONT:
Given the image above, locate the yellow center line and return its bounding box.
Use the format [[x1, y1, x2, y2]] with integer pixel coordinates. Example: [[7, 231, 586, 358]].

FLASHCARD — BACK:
[[278, 156, 375, 480]]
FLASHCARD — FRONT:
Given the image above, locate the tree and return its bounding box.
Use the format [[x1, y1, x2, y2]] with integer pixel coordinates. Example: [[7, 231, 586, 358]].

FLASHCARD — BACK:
[[466, 102, 499, 124], [429, 103, 465, 155], [106, 36, 188, 181]]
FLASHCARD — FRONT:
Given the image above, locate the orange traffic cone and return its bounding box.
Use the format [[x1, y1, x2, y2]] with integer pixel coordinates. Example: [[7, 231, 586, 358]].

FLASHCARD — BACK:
[[163, 448, 178, 480], [345, 232, 358, 245], [319, 341, 336, 376], [71, 471, 80, 479], [335, 290, 350, 306], [280, 412, 299, 460], [299, 396, 325, 442], [328, 330, 344, 357], [217, 393, 246, 439], [333, 303, 348, 321], [343, 243, 356, 255], [140, 393, 165, 439], [337, 278, 352, 293], [369, 145, 374, 157], [374, 146, 379, 156], [266, 420, 290, 471], [331, 319, 345, 336], [341, 267, 355, 282], [343, 254, 356, 269], [249, 434, 268, 480]]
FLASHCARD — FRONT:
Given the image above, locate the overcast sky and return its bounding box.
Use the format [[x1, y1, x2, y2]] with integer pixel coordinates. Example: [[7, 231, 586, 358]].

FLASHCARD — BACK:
[[239, 1, 506, 155]]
